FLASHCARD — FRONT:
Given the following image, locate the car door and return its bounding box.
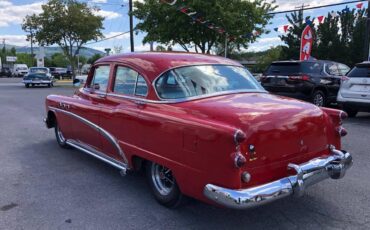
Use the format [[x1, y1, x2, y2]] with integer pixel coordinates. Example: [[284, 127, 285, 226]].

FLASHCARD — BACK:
[[98, 65, 149, 162], [69, 65, 112, 153], [323, 62, 342, 97]]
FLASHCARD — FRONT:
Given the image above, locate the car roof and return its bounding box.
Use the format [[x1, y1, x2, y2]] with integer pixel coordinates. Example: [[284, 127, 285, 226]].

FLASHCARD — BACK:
[[271, 60, 334, 65], [356, 61, 370, 67], [95, 52, 242, 81]]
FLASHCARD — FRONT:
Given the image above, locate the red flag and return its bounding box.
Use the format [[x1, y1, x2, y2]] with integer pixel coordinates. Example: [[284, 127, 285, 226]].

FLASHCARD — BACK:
[[283, 25, 289, 33], [317, 16, 324, 24], [356, 3, 363, 9], [300, 25, 313, 61]]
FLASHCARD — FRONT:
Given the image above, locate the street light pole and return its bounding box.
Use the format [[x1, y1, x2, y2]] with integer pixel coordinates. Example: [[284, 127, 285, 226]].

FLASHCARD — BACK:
[[129, 0, 134, 52]]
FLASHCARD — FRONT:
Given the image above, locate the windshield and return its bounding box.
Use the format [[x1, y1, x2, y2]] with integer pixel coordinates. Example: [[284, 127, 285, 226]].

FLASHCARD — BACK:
[[30, 68, 48, 74], [155, 65, 264, 100]]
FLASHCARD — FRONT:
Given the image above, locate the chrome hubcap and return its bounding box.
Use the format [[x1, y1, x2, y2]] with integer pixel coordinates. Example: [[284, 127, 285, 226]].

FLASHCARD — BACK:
[[313, 94, 324, 106], [57, 126, 66, 143], [151, 164, 174, 196]]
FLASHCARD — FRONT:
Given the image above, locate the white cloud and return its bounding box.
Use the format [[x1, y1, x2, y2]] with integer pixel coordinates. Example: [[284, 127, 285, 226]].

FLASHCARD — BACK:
[[247, 37, 283, 52], [271, 0, 345, 12], [93, 9, 122, 20], [0, 0, 43, 27], [0, 35, 29, 47]]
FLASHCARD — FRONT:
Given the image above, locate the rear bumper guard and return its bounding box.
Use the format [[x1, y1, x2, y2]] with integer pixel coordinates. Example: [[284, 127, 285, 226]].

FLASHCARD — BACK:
[[203, 146, 353, 209]]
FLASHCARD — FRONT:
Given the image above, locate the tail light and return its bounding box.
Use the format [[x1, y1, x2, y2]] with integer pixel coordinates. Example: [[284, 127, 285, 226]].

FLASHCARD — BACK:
[[337, 127, 348, 137], [234, 129, 246, 144], [234, 152, 247, 168], [288, 75, 310, 81], [341, 76, 350, 82]]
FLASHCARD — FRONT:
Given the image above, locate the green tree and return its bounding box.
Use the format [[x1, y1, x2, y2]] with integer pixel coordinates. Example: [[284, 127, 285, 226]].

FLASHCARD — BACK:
[[87, 53, 103, 64], [16, 53, 36, 67], [51, 53, 69, 67], [22, 0, 104, 78], [279, 10, 317, 60], [132, 0, 275, 55], [255, 46, 283, 73]]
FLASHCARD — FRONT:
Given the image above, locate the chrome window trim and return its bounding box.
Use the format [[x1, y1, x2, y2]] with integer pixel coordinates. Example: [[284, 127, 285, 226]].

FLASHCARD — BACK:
[[113, 66, 149, 98], [107, 89, 268, 104], [49, 106, 128, 165], [151, 64, 267, 101]]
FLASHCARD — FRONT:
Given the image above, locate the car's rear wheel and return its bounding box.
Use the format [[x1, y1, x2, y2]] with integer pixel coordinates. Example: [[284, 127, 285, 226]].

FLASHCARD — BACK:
[[25, 84, 29, 88], [146, 161, 184, 208], [54, 122, 70, 148], [312, 90, 326, 107], [47, 83, 52, 88]]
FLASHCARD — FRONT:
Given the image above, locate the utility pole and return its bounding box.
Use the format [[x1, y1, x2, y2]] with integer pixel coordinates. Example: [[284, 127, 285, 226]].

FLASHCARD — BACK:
[[295, 4, 310, 16], [364, 0, 370, 61], [224, 34, 228, 58], [129, 0, 134, 52]]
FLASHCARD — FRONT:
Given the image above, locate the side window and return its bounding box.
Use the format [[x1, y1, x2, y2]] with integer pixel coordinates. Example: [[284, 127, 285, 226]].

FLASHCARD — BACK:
[[326, 64, 340, 76], [337, 64, 350, 76], [113, 66, 148, 97], [91, 65, 110, 92]]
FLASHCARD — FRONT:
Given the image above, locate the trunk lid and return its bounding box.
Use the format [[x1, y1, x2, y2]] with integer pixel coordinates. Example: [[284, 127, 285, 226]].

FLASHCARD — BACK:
[[178, 93, 329, 168]]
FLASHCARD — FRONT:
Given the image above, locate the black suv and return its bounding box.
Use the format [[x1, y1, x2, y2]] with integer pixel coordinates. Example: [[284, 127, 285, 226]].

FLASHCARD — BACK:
[[0, 67, 12, 77], [261, 60, 350, 107]]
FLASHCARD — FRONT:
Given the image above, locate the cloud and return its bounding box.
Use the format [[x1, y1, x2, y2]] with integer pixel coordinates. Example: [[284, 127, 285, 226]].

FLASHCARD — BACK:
[[271, 0, 345, 12], [0, 35, 29, 47], [0, 0, 43, 27], [93, 9, 122, 20], [247, 37, 283, 52]]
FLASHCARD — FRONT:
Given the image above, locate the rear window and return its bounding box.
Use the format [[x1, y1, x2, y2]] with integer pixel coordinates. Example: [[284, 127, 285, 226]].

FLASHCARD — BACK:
[[348, 66, 370, 78], [266, 62, 322, 75]]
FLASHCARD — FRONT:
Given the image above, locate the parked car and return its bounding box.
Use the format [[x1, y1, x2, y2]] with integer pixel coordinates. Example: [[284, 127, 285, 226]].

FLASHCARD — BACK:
[[0, 67, 12, 77], [23, 67, 54, 88], [261, 60, 350, 107], [49, 67, 71, 80], [12, 64, 29, 77], [44, 53, 352, 209], [337, 61, 370, 117]]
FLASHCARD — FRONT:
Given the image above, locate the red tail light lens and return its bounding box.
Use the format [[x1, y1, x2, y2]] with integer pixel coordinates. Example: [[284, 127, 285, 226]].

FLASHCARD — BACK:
[[340, 111, 348, 120], [234, 130, 246, 144], [337, 127, 348, 137], [234, 153, 247, 168]]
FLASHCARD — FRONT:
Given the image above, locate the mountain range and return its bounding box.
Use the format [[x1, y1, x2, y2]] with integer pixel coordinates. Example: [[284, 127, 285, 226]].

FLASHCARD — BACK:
[[4, 44, 105, 58]]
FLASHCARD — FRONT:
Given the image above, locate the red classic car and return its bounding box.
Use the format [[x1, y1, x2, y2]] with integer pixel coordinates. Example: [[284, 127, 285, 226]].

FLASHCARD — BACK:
[[44, 52, 352, 209]]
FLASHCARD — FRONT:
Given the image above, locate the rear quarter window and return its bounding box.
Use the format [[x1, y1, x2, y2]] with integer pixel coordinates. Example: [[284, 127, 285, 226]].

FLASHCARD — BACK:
[[347, 67, 370, 78]]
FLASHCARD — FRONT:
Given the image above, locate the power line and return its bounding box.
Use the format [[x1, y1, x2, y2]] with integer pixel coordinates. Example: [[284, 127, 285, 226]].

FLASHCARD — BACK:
[[85, 30, 132, 45], [269, 0, 367, 15]]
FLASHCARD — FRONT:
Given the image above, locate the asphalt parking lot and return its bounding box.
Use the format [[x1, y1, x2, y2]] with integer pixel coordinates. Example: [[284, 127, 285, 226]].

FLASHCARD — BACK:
[[0, 78, 369, 230]]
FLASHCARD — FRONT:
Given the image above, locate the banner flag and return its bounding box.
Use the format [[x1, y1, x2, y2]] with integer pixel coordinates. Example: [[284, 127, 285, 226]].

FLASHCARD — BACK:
[[300, 25, 313, 61]]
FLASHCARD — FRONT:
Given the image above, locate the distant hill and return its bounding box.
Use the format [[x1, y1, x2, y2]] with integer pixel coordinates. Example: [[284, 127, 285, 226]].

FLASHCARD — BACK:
[[4, 44, 105, 58]]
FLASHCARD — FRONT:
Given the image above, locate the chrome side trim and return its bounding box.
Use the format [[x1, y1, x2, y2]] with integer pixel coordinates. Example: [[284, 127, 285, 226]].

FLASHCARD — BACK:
[[204, 146, 353, 209], [49, 106, 129, 165], [66, 140, 128, 173], [106, 90, 268, 104]]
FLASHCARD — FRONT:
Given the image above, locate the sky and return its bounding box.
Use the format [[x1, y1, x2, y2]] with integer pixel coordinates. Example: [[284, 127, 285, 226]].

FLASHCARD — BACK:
[[0, 0, 367, 54]]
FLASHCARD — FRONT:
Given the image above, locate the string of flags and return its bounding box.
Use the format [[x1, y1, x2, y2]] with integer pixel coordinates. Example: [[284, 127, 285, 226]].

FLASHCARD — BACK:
[[160, 0, 261, 41], [273, 3, 366, 33]]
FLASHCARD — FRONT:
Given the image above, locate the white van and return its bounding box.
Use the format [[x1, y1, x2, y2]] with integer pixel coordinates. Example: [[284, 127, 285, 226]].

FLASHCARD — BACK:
[[12, 64, 29, 77], [337, 62, 370, 117]]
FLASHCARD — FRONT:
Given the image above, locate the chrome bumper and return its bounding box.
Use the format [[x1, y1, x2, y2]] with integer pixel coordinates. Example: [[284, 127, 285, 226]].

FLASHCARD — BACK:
[[203, 146, 353, 209], [23, 80, 52, 84]]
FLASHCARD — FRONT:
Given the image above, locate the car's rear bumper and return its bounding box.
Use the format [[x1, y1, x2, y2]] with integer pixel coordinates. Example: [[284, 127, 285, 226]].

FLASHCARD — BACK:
[[203, 146, 352, 209], [337, 93, 370, 110]]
